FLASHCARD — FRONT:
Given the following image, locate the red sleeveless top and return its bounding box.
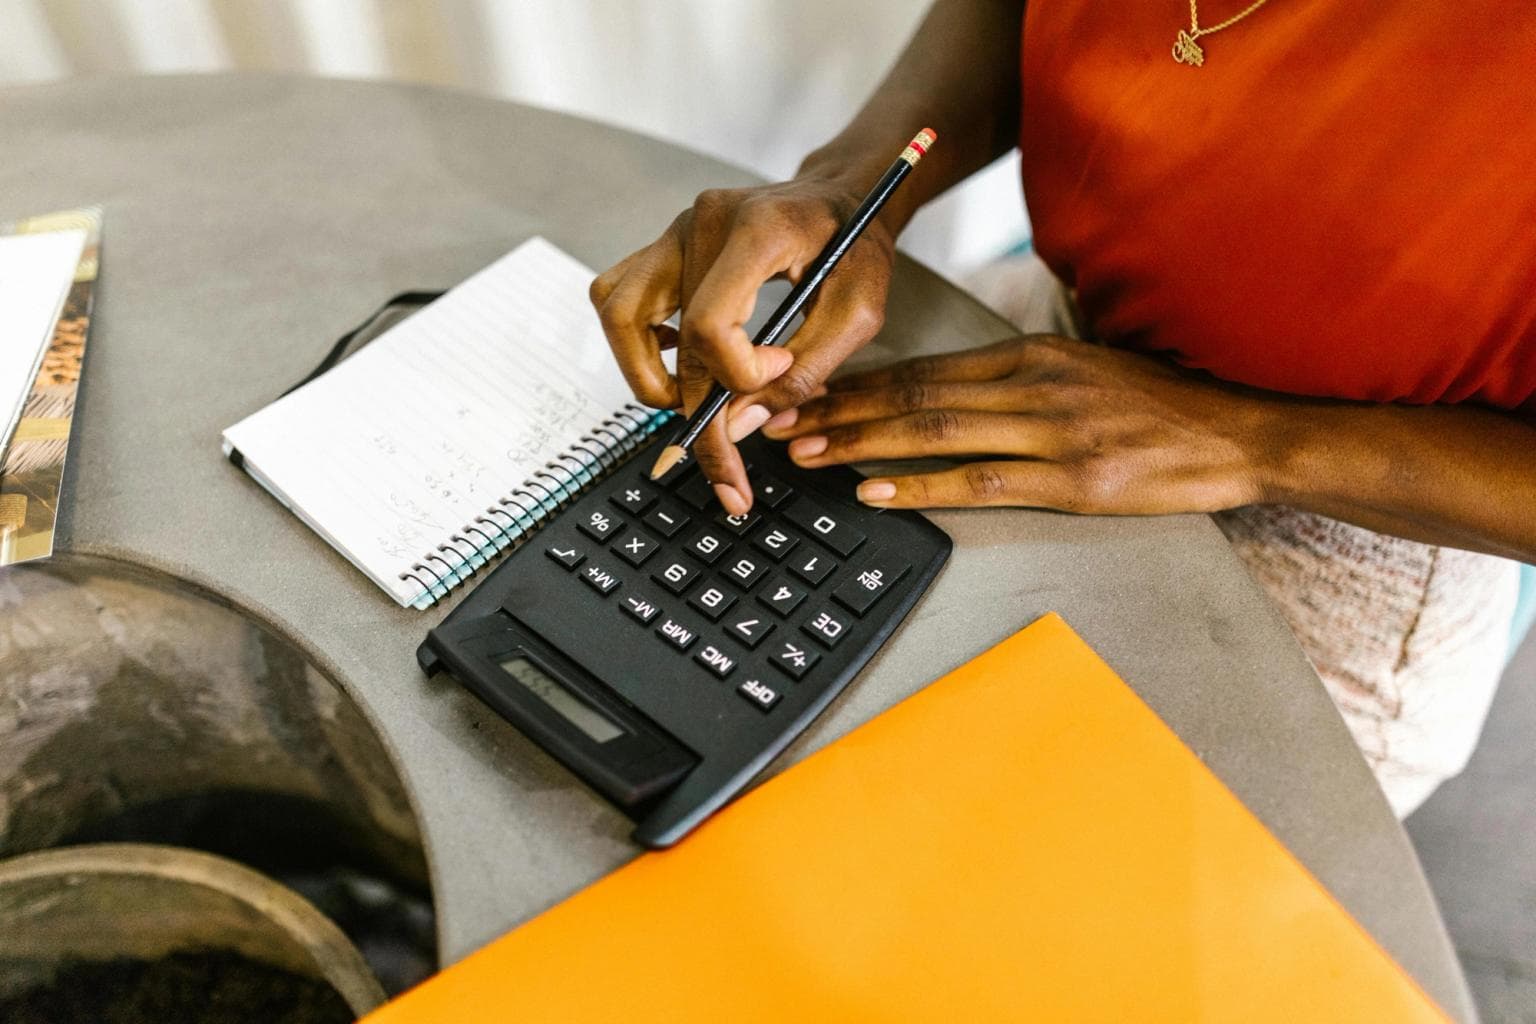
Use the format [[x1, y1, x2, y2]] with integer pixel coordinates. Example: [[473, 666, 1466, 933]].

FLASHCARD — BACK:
[[1019, 4, 1536, 411]]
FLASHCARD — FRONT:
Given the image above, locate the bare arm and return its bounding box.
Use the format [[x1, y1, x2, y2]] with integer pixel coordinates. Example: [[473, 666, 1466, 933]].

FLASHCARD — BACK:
[[1263, 399, 1536, 561], [762, 334, 1536, 563]]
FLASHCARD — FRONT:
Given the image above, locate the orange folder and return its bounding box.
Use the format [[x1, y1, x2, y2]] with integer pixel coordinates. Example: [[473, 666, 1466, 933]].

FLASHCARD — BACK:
[[369, 613, 1448, 1022]]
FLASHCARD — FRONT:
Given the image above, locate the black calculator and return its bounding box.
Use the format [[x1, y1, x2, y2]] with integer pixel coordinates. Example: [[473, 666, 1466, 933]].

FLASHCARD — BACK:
[[418, 430, 951, 847]]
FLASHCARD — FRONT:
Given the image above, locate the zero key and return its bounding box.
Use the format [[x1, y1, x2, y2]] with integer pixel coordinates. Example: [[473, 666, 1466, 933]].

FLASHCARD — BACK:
[[784, 501, 865, 557]]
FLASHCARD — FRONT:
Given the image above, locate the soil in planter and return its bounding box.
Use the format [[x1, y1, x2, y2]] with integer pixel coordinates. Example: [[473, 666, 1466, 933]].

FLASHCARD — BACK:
[[0, 950, 355, 1024]]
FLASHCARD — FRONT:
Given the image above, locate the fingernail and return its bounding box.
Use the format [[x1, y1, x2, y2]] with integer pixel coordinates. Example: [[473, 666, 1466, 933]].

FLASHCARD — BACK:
[[713, 483, 748, 516], [762, 408, 798, 436], [858, 480, 897, 503], [726, 404, 771, 443], [789, 435, 828, 460]]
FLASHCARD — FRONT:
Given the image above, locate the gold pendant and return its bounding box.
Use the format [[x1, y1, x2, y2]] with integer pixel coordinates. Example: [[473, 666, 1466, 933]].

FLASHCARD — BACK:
[[1172, 29, 1205, 66]]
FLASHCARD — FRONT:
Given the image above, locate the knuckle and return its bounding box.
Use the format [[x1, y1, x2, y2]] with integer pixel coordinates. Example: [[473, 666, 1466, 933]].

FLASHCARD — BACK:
[[890, 358, 936, 385], [588, 271, 616, 308], [962, 463, 1010, 502], [691, 188, 737, 225], [679, 308, 732, 350], [893, 381, 929, 415], [770, 364, 822, 407], [844, 301, 886, 342], [632, 378, 675, 409], [1074, 457, 1125, 510], [737, 195, 789, 230], [913, 409, 961, 444]]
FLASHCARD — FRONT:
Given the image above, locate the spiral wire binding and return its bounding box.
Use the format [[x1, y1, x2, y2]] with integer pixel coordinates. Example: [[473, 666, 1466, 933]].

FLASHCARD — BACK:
[[402, 403, 675, 609]]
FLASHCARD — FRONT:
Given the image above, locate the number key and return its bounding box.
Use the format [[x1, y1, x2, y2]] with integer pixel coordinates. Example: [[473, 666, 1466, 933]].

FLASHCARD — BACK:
[[725, 611, 775, 649], [757, 576, 807, 616], [723, 553, 769, 588], [784, 501, 865, 557], [652, 559, 699, 595], [715, 510, 760, 536], [687, 580, 737, 621], [787, 548, 837, 586], [750, 525, 799, 561], [684, 528, 731, 565]]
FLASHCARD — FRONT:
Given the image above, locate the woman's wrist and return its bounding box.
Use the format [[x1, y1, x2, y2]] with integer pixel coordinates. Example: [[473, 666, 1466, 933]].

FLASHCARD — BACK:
[[795, 132, 932, 235], [1223, 388, 1317, 508]]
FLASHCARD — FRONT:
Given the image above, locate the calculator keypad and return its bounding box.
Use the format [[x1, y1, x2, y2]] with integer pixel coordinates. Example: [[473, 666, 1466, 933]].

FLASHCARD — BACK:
[[542, 454, 923, 719]]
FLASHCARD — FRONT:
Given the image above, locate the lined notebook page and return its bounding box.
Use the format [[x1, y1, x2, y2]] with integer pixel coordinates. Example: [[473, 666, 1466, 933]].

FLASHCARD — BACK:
[[223, 237, 642, 607]]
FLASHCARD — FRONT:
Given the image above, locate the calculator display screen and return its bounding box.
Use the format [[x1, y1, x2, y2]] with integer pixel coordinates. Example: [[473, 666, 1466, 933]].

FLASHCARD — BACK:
[[499, 656, 624, 744]]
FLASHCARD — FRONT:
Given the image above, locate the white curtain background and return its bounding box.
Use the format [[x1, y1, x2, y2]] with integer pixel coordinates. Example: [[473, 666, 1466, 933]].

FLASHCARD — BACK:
[[0, 0, 1029, 277]]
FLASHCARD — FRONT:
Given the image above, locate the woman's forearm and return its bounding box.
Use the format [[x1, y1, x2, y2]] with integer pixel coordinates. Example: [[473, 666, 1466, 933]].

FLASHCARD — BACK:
[[1258, 400, 1536, 562], [797, 0, 1026, 233]]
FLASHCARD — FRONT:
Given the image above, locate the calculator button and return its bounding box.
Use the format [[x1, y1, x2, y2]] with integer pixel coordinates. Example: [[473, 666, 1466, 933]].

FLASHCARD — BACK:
[[787, 549, 837, 586], [648, 450, 695, 487], [757, 576, 808, 616], [722, 553, 769, 588], [580, 563, 622, 596], [684, 528, 732, 565], [737, 677, 782, 712], [832, 552, 912, 616], [694, 643, 738, 679], [643, 506, 690, 538], [783, 502, 865, 557], [655, 617, 698, 651], [545, 545, 585, 570], [610, 484, 657, 515], [769, 640, 820, 680], [801, 607, 851, 648], [652, 559, 699, 594], [725, 612, 775, 648], [714, 510, 760, 536], [620, 593, 662, 624], [752, 476, 793, 509], [613, 532, 659, 566], [687, 580, 738, 621], [578, 509, 625, 542], [750, 526, 800, 561], [675, 472, 718, 510]]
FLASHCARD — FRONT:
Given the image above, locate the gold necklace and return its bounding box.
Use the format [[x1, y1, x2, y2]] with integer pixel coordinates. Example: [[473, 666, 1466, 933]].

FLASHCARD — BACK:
[[1173, 0, 1272, 67]]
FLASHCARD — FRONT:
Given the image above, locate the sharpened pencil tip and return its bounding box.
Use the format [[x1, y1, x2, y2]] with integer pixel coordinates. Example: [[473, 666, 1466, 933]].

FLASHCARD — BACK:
[[649, 445, 688, 481]]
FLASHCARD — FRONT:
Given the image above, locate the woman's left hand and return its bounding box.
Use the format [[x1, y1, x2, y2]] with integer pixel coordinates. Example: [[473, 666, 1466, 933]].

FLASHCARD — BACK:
[[760, 334, 1274, 513]]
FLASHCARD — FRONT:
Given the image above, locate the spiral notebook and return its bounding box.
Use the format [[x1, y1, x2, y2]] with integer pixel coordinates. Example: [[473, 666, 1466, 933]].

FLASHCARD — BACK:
[[222, 237, 673, 609]]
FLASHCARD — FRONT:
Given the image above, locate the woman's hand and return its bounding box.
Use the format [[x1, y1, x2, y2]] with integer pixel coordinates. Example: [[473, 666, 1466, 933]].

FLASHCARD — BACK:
[[762, 334, 1272, 513], [589, 177, 896, 514]]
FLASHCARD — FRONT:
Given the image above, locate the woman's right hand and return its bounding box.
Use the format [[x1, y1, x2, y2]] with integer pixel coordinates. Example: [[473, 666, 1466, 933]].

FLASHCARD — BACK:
[[588, 175, 896, 514]]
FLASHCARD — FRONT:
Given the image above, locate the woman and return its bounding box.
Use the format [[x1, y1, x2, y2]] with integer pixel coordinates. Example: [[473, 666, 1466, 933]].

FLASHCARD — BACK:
[[589, 1, 1536, 815]]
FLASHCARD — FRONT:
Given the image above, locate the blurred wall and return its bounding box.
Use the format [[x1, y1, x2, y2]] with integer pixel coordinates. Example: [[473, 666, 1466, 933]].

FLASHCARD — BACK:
[[0, 0, 1029, 278]]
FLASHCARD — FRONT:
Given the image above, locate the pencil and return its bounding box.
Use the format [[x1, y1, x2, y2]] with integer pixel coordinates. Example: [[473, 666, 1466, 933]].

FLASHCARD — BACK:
[[649, 127, 937, 481]]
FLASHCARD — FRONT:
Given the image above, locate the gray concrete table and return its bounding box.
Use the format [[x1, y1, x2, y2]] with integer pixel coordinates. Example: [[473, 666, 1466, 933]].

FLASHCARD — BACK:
[[0, 74, 1472, 1018]]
